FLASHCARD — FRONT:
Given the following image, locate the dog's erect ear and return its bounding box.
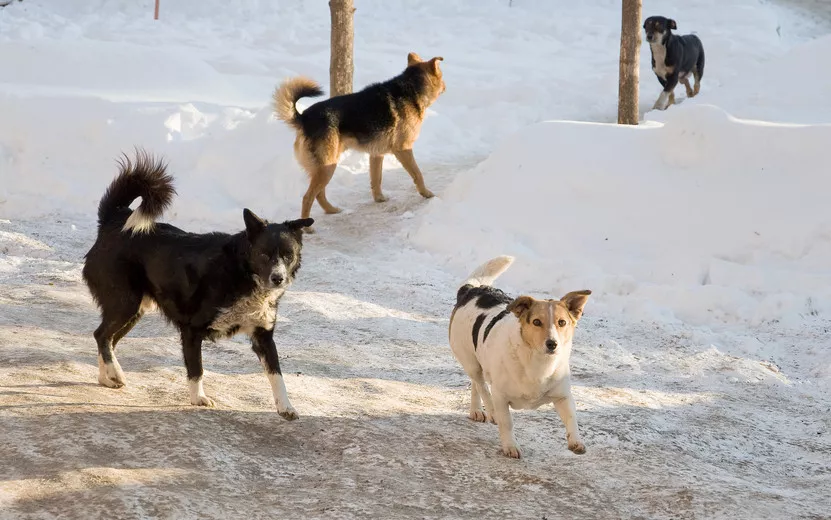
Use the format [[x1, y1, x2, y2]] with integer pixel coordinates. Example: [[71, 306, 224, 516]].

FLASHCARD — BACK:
[[407, 52, 422, 66], [507, 295, 534, 318], [561, 290, 592, 320], [243, 208, 267, 240], [284, 218, 315, 231], [428, 56, 444, 74], [668, 19, 677, 30]]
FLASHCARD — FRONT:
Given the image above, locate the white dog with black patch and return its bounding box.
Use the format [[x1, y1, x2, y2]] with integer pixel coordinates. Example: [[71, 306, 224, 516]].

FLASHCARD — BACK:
[[448, 256, 591, 459]]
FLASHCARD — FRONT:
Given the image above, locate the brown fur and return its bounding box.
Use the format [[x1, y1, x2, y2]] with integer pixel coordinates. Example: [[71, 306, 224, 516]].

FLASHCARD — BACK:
[[273, 52, 446, 231], [506, 291, 591, 353]]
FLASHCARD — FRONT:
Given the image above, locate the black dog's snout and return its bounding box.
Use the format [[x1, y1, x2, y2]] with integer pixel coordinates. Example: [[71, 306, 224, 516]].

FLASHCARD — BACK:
[[270, 274, 284, 286], [545, 339, 558, 351]]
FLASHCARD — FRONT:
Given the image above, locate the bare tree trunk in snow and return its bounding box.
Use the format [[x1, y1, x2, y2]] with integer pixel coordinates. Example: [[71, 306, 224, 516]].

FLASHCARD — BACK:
[[618, 0, 642, 125], [329, 0, 355, 98]]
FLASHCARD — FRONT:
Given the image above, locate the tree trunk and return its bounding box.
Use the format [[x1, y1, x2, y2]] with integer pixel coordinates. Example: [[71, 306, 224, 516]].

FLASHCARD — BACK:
[[329, 0, 355, 98], [154, 0, 160, 20], [617, 0, 641, 125]]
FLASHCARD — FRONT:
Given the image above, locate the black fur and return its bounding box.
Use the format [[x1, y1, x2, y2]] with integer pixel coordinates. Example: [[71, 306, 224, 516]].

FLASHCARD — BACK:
[[643, 15, 705, 97], [82, 151, 314, 396], [472, 314, 487, 350], [297, 67, 431, 147], [455, 284, 514, 311], [483, 310, 509, 343], [98, 150, 175, 230]]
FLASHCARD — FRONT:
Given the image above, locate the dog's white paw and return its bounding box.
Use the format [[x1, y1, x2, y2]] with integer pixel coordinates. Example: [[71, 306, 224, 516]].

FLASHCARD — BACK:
[[191, 395, 216, 407], [568, 439, 586, 455], [501, 443, 522, 459], [98, 361, 126, 388], [469, 410, 488, 422], [278, 407, 299, 421]]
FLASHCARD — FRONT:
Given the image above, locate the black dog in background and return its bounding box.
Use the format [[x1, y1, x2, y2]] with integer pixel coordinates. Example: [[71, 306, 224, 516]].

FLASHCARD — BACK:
[[82, 150, 313, 419], [644, 16, 705, 110]]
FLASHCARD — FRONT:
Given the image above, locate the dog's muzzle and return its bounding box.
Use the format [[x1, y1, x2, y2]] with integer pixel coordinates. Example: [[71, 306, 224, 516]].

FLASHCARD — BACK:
[[545, 339, 558, 354]]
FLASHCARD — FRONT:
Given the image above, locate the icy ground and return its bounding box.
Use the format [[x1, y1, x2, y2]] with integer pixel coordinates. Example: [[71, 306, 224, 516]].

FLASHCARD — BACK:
[[1, 1, 830, 519]]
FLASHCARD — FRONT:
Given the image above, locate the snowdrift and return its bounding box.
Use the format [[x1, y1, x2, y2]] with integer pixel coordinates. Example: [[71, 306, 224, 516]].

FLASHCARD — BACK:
[[413, 104, 831, 327]]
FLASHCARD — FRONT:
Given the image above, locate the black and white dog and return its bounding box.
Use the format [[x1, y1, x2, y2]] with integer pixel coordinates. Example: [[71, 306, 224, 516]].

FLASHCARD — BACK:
[[644, 15, 705, 111], [82, 150, 313, 419]]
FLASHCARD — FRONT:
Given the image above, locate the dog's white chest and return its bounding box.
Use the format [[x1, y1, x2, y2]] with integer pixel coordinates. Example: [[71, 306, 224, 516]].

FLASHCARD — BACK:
[[650, 42, 671, 79], [209, 288, 284, 336]]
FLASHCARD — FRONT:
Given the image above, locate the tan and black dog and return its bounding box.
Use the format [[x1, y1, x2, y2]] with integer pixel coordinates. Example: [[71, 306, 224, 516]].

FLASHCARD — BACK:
[[273, 52, 446, 231]]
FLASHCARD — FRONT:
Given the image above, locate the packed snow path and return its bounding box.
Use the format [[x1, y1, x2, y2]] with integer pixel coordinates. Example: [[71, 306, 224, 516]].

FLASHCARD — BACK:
[[1, 161, 829, 518]]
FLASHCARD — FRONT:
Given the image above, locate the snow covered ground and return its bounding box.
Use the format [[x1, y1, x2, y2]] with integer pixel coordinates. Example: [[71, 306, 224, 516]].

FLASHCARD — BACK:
[[1, 1, 830, 518]]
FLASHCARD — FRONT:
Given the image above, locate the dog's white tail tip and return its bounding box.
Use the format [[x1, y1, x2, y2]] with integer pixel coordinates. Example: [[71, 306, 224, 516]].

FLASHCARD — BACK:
[[122, 210, 156, 235], [462, 255, 515, 288]]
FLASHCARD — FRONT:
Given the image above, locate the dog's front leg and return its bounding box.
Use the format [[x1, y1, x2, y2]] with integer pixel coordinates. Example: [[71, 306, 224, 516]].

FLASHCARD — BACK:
[[553, 393, 585, 454], [393, 149, 435, 199], [492, 392, 520, 458], [653, 73, 679, 111], [181, 328, 214, 407], [252, 327, 298, 421]]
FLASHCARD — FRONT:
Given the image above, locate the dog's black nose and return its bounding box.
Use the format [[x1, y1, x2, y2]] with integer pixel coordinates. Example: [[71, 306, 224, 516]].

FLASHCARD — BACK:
[[545, 339, 557, 351], [270, 274, 284, 286]]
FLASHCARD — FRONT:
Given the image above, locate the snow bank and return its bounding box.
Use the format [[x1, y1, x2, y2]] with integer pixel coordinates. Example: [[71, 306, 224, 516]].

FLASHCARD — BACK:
[[413, 103, 831, 327]]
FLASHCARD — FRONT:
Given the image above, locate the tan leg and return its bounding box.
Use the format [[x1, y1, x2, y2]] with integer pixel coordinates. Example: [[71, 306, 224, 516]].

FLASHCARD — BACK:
[[369, 154, 387, 202], [300, 164, 337, 233], [316, 187, 342, 214], [393, 149, 434, 199], [669, 91, 676, 106], [682, 78, 694, 98], [693, 70, 702, 96]]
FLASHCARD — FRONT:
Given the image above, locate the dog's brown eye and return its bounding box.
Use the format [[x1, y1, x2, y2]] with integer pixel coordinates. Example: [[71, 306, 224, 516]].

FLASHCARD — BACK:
[[532, 319, 542, 327], [558, 319, 567, 327]]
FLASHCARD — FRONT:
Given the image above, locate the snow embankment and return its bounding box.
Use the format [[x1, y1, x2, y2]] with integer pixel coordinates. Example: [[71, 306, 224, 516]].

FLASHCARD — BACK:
[[413, 103, 831, 328]]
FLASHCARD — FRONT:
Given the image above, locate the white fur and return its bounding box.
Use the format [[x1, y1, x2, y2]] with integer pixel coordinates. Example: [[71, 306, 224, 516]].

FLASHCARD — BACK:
[[649, 37, 670, 79], [654, 90, 672, 111], [462, 255, 514, 287], [209, 285, 284, 337], [97, 353, 126, 388], [122, 209, 155, 235], [449, 257, 585, 459], [262, 359, 298, 421], [189, 378, 215, 407]]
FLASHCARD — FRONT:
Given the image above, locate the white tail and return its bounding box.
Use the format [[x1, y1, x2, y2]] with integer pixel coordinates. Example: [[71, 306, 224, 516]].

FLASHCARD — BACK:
[[461, 256, 515, 288]]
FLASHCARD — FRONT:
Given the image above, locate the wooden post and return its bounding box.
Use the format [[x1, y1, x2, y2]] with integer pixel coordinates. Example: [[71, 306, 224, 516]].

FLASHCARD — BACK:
[[154, 0, 160, 20], [617, 0, 642, 125], [329, 0, 355, 98]]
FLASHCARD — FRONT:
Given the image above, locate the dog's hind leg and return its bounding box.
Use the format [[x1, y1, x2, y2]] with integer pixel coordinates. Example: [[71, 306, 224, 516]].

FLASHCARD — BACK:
[[393, 149, 435, 199], [369, 154, 387, 202], [93, 295, 143, 388], [315, 187, 342, 215], [181, 327, 214, 407], [693, 51, 705, 96], [681, 77, 694, 98], [251, 327, 298, 420], [300, 164, 337, 232]]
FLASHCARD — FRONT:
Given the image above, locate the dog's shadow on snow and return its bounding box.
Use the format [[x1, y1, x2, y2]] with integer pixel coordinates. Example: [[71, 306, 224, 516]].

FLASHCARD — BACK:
[[0, 395, 724, 518]]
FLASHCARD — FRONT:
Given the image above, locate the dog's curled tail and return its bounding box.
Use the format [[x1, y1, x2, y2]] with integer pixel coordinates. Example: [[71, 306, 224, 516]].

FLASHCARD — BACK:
[[97, 150, 175, 235], [461, 256, 515, 288], [273, 76, 324, 131]]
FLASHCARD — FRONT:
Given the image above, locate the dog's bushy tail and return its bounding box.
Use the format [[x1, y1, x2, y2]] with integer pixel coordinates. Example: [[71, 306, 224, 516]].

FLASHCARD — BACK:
[[273, 77, 324, 131], [461, 256, 515, 288], [97, 149, 175, 234]]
